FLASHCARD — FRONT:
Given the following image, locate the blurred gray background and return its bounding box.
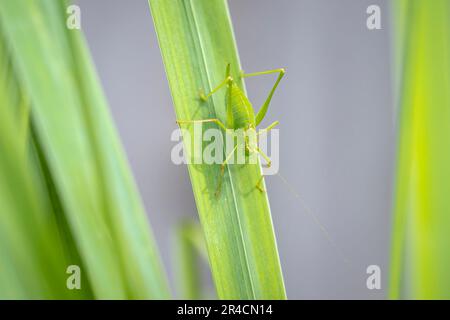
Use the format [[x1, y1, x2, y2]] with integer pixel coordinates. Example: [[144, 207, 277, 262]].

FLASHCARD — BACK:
[[77, 0, 395, 299]]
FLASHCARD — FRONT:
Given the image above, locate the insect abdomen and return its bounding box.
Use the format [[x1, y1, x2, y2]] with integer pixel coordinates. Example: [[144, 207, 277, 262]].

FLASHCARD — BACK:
[[228, 84, 255, 129]]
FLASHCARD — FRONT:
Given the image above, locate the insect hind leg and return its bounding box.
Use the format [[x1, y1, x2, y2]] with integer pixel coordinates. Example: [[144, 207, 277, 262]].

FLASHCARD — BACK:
[[215, 145, 238, 197], [240, 68, 285, 126], [245, 143, 271, 193]]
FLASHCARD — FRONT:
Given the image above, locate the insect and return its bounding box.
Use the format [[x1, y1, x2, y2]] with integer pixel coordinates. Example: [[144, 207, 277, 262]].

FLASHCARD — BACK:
[[177, 64, 285, 195], [178, 66, 348, 265]]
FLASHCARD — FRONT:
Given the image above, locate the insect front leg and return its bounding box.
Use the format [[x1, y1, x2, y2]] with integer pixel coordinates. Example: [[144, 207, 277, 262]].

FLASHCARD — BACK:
[[240, 68, 285, 126], [258, 120, 280, 136], [199, 76, 233, 101]]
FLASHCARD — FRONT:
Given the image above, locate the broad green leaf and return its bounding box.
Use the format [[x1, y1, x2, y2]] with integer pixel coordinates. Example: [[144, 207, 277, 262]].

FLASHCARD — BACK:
[[390, 0, 450, 299], [149, 0, 286, 299]]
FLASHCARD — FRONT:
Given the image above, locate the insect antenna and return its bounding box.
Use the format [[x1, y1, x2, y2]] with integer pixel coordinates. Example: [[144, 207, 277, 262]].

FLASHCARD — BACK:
[[275, 172, 352, 268]]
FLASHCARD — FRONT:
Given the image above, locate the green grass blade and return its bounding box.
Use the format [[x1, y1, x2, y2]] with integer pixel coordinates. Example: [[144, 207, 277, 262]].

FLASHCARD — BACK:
[[149, 0, 286, 299], [0, 0, 170, 299], [390, 0, 450, 299], [175, 221, 209, 299]]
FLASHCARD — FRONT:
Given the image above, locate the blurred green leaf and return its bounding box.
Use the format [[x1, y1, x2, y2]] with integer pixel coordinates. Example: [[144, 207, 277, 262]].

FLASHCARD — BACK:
[[390, 0, 450, 299], [175, 221, 209, 300], [0, 0, 169, 299]]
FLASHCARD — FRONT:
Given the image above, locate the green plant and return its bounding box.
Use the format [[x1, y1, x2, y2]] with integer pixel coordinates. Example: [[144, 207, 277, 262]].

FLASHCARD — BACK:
[[0, 0, 169, 299], [0, 0, 287, 300], [149, 0, 286, 299], [175, 221, 209, 300], [390, 0, 450, 299]]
